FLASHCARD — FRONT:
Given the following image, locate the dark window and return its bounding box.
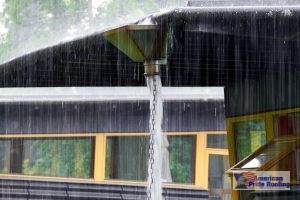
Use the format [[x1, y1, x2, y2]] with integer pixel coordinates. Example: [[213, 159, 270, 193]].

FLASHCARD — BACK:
[[105, 136, 149, 181], [274, 112, 300, 136], [105, 135, 196, 184], [207, 134, 228, 149]]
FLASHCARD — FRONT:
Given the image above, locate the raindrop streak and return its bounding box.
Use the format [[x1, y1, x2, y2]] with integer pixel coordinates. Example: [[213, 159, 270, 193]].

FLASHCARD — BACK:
[[146, 75, 163, 200]]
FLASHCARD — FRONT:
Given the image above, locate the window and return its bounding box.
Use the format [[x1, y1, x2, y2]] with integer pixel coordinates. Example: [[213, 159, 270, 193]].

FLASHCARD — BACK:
[[208, 155, 230, 192], [234, 120, 266, 162], [207, 134, 228, 149], [0, 137, 94, 178], [105, 136, 149, 181], [105, 134, 196, 184], [168, 135, 196, 183], [239, 140, 294, 169], [228, 137, 300, 180], [274, 112, 300, 136], [0, 140, 10, 173]]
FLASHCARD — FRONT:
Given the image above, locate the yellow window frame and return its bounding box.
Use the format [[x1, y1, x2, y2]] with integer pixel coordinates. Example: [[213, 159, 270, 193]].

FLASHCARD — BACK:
[[100, 131, 227, 189], [0, 131, 228, 189], [227, 107, 300, 167], [226, 108, 300, 200], [0, 133, 97, 182], [102, 132, 199, 187], [226, 113, 272, 167]]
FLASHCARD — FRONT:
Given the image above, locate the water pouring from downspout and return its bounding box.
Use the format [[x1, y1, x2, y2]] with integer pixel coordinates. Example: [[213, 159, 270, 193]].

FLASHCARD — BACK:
[[144, 60, 163, 200], [103, 24, 168, 200]]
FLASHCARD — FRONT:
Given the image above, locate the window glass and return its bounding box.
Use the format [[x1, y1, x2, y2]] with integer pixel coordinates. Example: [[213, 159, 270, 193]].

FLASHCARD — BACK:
[[208, 155, 231, 199], [0, 139, 10, 173], [234, 120, 266, 162], [207, 134, 228, 149], [274, 112, 300, 136], [0, 137, 94, 178], [105, 136, 149, 181], [168, 135, 196, 183], [297, 148, 300, 179], [105, 135, 196, 184], [268, 146, 300, 180], [240, 140, 294, 169]]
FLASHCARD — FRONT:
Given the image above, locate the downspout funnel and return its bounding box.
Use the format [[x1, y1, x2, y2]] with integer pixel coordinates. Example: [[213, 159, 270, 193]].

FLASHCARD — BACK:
[[102, 24, 167, 74], [103, 24, 168, 200]]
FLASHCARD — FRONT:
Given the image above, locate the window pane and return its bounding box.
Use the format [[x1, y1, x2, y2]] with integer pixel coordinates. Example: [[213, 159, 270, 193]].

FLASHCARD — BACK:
[[274, 112, 300, 136], [240, 140, 294, 169], [0, 139, 11, 173], [105, 136, 149, 181], [0, 137, 94, 178], [208, 155, 231, 199], [168, 135, 196, 184], [271, 147, 299, 179], [297, 148, 300, 179], [105, 135, 196, 184], [207, 134, 228, 149], [234, 120, 266, 162], [22, 138, 94, 178]]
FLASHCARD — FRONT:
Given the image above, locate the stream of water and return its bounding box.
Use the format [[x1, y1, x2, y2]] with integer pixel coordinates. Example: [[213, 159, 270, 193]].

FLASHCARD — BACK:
[[146, 75, 163, 200]]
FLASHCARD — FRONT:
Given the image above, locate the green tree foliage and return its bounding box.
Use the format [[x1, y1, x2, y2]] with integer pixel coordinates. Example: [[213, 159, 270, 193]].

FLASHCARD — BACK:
[[95, 0, 158, 27], [0, 0, 185, 63], [169, 136, 195, 183], [0, 0, 93, 62], [22, 138, 92, 178]]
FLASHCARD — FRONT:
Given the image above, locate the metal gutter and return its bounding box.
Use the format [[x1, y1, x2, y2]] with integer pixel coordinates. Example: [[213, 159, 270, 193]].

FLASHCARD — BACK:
[[0, 87, 224, 102]]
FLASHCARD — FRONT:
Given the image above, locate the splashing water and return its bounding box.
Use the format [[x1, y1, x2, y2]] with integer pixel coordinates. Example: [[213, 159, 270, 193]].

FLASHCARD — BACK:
[[146, 75, 163, 200]]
